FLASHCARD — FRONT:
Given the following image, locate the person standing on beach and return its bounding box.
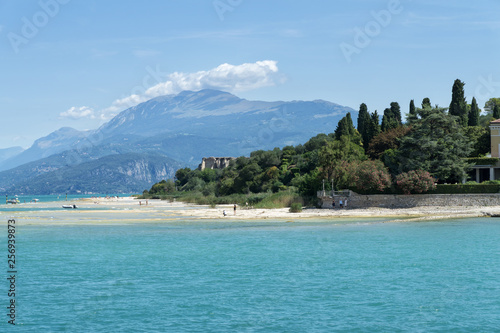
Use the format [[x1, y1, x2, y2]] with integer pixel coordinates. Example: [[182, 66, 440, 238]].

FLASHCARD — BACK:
[[332, 199, 335, 209], [339, 199, 343, 208], [234, 204, 237, 215]]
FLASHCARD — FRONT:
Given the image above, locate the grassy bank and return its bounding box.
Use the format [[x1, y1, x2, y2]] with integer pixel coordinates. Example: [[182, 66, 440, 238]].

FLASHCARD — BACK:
[[139, 190, 307, 209]]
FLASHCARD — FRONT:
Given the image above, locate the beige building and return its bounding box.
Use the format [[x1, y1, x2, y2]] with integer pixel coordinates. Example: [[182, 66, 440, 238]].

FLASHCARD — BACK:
[[491, 119, 500, 157], [469, 119, 500, 182]]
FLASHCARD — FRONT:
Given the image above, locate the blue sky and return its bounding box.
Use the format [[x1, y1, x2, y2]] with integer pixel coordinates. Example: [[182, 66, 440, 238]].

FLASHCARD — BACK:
[[1, 0, 499, 149]]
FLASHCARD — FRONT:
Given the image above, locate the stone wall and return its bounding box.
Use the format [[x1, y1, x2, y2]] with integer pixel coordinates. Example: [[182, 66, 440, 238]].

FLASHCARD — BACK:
[[198, 157, 235, 171], [318, 191, 500, 208]]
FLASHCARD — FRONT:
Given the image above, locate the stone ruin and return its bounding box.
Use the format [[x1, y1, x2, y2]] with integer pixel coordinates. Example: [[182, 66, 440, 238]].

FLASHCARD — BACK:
[[198, 157, 235, 171]]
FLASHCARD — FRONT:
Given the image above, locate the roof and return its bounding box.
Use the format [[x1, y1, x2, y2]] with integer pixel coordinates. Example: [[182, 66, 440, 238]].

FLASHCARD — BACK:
[[490, 119, 500, 124]]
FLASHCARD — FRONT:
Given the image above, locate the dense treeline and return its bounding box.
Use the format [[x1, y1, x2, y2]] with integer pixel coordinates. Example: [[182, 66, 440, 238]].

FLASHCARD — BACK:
[[143, 80, 499, 204]]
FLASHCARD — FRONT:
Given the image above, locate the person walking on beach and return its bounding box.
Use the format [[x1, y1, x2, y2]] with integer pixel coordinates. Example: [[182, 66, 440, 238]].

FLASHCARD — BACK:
[[332, 199, 335, 209], [339, 199, 343, 208], [344, 198, 348, 209], [234, 204, 237, 215]]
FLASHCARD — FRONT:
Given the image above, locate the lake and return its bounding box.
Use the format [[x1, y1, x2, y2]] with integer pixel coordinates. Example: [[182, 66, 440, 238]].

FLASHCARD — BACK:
[[2, 214, 500, 331]]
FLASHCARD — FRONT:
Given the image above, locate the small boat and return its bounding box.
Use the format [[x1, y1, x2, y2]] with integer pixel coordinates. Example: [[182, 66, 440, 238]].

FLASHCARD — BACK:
[[62, 204, 78, 209], [6, 198, 20, 204]]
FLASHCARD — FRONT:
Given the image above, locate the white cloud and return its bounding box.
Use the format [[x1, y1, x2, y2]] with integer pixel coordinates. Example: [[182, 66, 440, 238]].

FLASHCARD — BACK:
[[60, 106, 95, 119], [99, 60, 281, 120]]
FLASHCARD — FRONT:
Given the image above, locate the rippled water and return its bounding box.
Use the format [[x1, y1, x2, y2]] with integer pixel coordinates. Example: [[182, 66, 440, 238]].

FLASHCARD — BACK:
[[4, 218, 500, 332]]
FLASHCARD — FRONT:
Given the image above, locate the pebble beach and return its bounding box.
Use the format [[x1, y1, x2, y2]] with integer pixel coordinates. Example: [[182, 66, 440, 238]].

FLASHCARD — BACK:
[[6, 196, 499, 225]]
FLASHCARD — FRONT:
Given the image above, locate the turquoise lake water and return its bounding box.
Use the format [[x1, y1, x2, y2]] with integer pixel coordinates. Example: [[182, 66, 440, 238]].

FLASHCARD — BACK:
[[2, 214, 500, 332]]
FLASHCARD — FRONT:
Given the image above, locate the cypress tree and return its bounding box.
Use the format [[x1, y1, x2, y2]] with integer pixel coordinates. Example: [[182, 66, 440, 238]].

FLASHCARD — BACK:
[[357, 103, 368, 133], [390, 102, 402, 125], [357, 103, 371, 147], [369, 110, 381, 142], [345, 113, 354, 135], [468, 97, 480, 126], [449, 79, 468, 126], [334, 112, 356, 140], [381, 113, 389, 132], [380, 103, 402, 132], [494, 104, 500, 119], [407, 99, 417, 123]]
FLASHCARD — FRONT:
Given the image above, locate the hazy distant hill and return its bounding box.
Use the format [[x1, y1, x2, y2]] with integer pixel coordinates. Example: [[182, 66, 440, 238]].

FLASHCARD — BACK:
[[0, 127, 89, 172], [0, 146, 24, 165], [8, 153, 181, 195], [0, 90, 356, 194]]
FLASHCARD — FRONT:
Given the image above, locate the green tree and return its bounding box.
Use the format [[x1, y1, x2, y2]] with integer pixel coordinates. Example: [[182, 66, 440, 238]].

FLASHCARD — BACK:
[[291, 168, 322, 197], [233, 162, 262, 193], [407, 99, 417, 124], [199, 168, 219, 183], [353, 160, 392, 193], [381, 103, 401, 132], [149, 179, 176, 194], [422, 97, 431, 109], [250, 148, 282, 168], [175, 167, 192, 187], [416, 101, 447, 120], [368, 111, 381, 142], [484, 98, 500, 113], [183, 177, 205, 192], [367, 126, 411, 159], [397, 111, 472, 183], [390, 102, 402, 124], [494, 104, 500, 119], [318, 136, 366, 183], [449, 79, 468, 126], [464, 126, 490, 157], [304, 133, 331, 152], [328, 160, 358, 190], [335, 113, 355, 139], [468, 97, 480, 126], [357, 103, 372, 148], [334, 113, 362, 145], [381, 112, 390, 132], [479, 113, 494, 127]]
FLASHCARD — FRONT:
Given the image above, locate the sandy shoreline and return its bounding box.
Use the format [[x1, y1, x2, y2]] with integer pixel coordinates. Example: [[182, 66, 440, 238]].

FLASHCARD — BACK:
[[3, 196, 500, 224], [77, 198, 500, 220]]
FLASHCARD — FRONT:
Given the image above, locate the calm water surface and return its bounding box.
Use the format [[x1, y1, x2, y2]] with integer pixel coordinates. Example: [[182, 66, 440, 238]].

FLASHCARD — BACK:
[[3, 217, 500, 332]]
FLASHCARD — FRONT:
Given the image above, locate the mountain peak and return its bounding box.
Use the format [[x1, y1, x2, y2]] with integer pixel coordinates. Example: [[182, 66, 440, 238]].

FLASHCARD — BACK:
[[96, 89, 356, 144], [174, 89, 242, 105]]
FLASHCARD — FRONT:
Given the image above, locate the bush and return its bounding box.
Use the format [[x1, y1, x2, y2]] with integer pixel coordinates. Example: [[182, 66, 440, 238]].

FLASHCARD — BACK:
[[396, 170, 436, 195], [430, 184, 500, 194], [465, 157, 499, 166], [353, 160, 392, 193], [254, 191, 302, 209], [149, 179, 176, 194], [481, 180, 500, 185], [289, 203, 303, 213]]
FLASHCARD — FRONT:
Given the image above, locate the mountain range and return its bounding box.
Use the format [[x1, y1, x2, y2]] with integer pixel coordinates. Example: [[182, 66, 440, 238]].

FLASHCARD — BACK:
[[0, 89, 356, 194]]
